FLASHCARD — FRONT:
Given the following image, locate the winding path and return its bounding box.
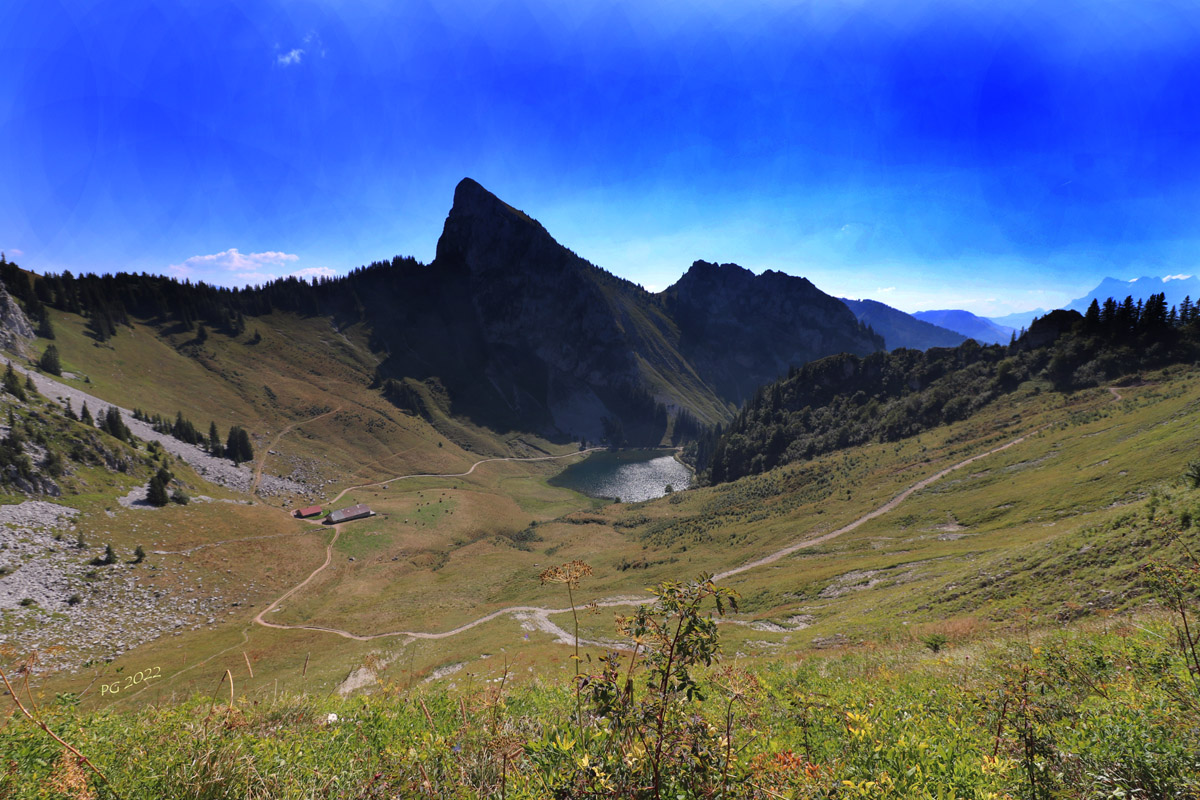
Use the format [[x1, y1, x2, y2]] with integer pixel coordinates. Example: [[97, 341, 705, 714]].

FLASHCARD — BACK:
[[251, 406, 343, 494], [713, 426, 1044, 581], [250, 427, 1043, 643], [324, 447, 606, 506]]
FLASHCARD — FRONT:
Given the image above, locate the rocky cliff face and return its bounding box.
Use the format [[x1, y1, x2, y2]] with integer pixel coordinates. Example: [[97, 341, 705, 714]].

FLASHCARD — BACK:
[[0, 283, 34, 357], [661, 261, 884, 404], [425, 179, 663, 439], [371, 180, 884, 442]]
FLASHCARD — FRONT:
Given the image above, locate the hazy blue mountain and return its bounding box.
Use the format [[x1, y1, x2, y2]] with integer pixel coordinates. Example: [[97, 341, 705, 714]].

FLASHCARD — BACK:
[[912, 309, 1015, 345], [1064, 275, 1200, 313], [988, 308, 1047, 331], [841, 298, 966, 350]]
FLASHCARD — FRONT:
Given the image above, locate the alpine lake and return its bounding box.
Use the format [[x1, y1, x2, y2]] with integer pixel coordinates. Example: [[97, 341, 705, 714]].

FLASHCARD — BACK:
[[550, 449, 693, 502]]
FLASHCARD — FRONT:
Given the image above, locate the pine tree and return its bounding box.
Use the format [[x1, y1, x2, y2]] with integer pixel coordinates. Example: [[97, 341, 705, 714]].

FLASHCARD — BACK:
[[80, 402, 93, 426], [38, 344, 61, 376], [36, 315, 54, 339], [146, 474, 169, 506], [100, 407, 130, 442], [208, 421, 224, 457], [226, 425, 253, 465], [132, 545, 146, 564], [3, 362, 25, 401], [92, 543, 117, 566]]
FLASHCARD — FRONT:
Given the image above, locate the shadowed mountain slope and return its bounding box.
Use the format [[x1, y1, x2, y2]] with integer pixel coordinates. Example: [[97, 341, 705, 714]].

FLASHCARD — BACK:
[[660, 261, 883, 406], [842, 297, 966, 351], [913, 309, 1014, 345], [374, 180, 884, 439]]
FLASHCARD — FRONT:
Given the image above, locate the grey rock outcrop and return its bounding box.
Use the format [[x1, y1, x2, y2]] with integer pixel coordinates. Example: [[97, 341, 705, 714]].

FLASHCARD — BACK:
[[0, 283, 34, 356]]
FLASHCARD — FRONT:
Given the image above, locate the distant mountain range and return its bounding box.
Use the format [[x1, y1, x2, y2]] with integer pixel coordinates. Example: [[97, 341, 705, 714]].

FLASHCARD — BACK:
[[911, 310, 1015, 345], [841, 298, 966, 351], [987, 308, 1047, 330], [974, 275, 1200, 333], [1063, 275, 1200, 313]]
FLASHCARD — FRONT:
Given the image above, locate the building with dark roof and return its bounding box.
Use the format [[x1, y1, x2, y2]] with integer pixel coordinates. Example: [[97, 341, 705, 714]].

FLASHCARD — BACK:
[[327, 503, 373, 524]]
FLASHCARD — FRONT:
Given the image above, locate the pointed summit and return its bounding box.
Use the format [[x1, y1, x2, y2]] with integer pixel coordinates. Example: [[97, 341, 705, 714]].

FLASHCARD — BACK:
[[435, 178, 552, 272]]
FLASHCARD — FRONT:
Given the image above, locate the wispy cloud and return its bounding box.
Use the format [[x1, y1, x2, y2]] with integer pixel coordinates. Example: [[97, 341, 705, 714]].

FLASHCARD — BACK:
[[276, 32, 324, 67], [290, 266, 337, 281], [7, 248, 23, 257], [876, 286, 895, 293], [1165, 274, 1193, 281], [277, 48, 304, 66], [170, 248, 303, 286], [303, 31, 326, 57]]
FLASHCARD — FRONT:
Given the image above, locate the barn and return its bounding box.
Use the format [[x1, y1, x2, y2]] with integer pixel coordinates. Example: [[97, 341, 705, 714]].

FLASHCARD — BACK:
[[294, 505, 323, 519], [326, 503, 373, 524]]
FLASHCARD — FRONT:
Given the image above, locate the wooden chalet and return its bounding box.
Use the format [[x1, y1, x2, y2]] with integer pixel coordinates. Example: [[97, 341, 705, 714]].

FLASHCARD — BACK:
[[293, 505, 323, 519]]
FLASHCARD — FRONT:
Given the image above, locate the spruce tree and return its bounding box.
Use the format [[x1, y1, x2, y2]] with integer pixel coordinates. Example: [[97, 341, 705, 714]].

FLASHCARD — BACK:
[[38, 344, 61, 376], [146, 474, 169, 506], [226, 425, 253, 465], [80, 402, 93, 426], [91, 543, 117, 566], [208, 421, 224, 457], [3, 363, 25, 401], [100, 407, 130, 442]]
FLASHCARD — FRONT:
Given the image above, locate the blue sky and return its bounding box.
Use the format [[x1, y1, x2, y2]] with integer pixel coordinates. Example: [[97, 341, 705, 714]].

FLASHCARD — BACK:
[[3, 0, 1200, 315]]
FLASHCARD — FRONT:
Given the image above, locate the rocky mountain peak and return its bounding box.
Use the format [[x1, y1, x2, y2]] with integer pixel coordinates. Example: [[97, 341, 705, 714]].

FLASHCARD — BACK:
[[662, 260, 882, 404], [434, 178, 556, 275]]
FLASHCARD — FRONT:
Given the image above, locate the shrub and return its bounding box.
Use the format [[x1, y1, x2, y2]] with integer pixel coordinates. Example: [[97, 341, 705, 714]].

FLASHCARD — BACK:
[[90, 544, 117, 566], [922, 632, 949, 653]]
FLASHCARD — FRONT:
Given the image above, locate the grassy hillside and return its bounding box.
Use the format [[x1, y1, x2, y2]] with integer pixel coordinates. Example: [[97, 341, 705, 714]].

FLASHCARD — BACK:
[[29, 305, 545, 496], [6, 363, 1192, 714]]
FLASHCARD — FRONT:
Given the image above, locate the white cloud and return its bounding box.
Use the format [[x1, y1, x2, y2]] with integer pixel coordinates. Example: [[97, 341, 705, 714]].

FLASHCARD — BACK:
[[876, 286, 895, 293], [290, 266, 337, 281], [277, 48, 304, 66], [7, 248, 23, 257], [303, 31, 327, 57], [170, 248, 302, 287], [1165, 273, 1193, 281], [172, 248, 297, 274]]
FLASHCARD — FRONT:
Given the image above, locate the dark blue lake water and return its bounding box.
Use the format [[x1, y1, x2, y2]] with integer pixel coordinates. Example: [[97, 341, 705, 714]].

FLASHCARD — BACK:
[[550, 449, 693, 502]]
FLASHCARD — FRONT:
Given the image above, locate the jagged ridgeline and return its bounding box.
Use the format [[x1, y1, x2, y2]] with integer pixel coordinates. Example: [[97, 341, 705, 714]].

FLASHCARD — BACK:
[[702, 297, 1200, 483], [0, 179, 885, 445]]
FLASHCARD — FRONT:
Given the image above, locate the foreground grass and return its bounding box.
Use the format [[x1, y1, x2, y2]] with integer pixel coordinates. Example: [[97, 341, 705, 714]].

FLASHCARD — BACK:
[[4, 593, 1199, 799]]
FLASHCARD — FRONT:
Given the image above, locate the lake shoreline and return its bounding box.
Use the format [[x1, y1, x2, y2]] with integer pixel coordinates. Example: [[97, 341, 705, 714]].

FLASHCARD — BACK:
[[549, 448, 694, 502]]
